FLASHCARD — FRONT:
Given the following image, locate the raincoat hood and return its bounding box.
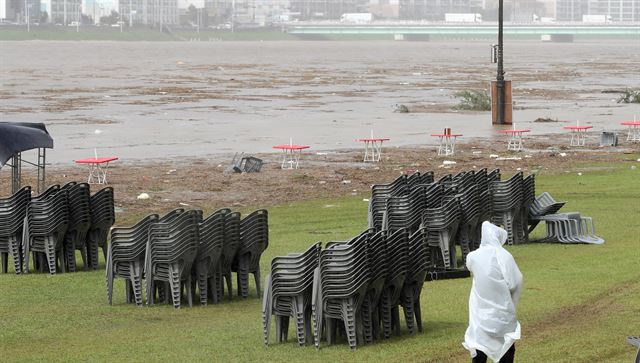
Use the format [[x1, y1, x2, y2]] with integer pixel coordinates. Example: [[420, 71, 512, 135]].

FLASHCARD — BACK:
[[480, 221, 508, 248], [463, 222, 523, 362]]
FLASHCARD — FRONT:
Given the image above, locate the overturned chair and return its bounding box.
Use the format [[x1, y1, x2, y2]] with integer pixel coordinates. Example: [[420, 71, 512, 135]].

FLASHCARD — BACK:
[[534, 212, 604, 244]]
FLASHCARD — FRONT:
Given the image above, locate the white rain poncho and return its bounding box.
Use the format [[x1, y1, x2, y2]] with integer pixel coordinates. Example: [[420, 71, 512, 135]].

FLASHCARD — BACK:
[[462, 222, 523, 362]]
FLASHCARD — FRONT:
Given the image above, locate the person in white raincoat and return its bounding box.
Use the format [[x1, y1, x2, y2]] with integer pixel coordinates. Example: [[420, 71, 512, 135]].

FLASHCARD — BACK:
[[463, 221, 523, 363]]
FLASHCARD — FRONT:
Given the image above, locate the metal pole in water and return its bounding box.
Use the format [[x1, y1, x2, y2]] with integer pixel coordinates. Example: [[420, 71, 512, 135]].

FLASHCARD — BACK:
[[496, 0, 505, 125]]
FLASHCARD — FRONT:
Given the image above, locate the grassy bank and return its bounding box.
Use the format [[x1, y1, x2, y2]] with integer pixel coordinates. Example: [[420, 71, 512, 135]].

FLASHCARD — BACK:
[[0, 161, 639, 362]]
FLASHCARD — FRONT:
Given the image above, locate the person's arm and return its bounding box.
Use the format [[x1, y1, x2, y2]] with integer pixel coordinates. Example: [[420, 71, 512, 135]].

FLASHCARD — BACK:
[[498, 252, 523, 306]]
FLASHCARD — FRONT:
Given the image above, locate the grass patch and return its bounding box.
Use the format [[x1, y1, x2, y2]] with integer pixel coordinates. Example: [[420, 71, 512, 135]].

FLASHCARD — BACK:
[[1, 162, 639, 362], [453, 89, 491, 111], [617, 89, 640, 104]]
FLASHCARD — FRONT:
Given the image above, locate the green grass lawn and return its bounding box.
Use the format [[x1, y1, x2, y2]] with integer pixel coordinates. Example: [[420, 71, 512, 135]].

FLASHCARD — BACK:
[[1, 161, 639, 362]]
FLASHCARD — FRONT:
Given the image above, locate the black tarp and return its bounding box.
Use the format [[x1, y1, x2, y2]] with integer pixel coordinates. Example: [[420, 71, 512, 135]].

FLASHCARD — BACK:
[[0, 122, 54, 168]]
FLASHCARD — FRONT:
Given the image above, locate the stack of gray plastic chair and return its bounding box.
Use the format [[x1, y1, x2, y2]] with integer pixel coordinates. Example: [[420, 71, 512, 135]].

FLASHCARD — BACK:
[[407, 171, 434, 188], [86, 187, 115, 269], [313, 235, 370, 350], [23, 185, 61, 272], [472, 168, 494, 250], [382, 186, 425, 233], [536, 212, 604, 244], [378, 228, 408, 339], [424, 183, 444, 209], [145, 209, 201, 308], [106, 214, 159, 306], [263, 242, 321, 347], [62, 182, 92, 272], [23, 187, 69, 274], [192, 208, 226, 305], [487, 168, 501, 184], [218, 211, 241, 300], [436, 173, 454, 189], [145, 208, 185, 302], [491, 172, 523, 245], [516, 174, 536, 243], [422, 197, 461, 268], [360, 229, 387, 343], [368, 175, 408, 231], [233, 209, 269, 299], [528, 192, 566, 233], [0, 186, 31, 274], [399, 227, 429, 334], [451, 185, 481, 262]]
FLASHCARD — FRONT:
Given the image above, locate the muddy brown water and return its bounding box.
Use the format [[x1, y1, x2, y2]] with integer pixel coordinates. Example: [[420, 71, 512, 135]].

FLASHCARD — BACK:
[[1, 39, 639, 164]]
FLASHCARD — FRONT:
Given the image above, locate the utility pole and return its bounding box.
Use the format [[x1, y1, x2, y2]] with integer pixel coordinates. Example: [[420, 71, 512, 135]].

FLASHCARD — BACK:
[[496, 0, 505, 125]]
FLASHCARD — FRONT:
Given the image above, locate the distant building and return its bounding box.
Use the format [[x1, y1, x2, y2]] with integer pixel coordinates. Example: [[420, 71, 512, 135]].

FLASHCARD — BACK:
[[555, 0, 588, 21], [118, 0, 179, 25], [289, 0, 369, 20], [399, 0, 472, 21], [40, 0, 80, 24], [587, 0, 639, 22], [203, 0, 230, 23], [2, 0, 40, 22], [366, 0, 400, 19], [1, 0, 17, 20], [82, 0, 111, 22], [509, 0, 539, 22]]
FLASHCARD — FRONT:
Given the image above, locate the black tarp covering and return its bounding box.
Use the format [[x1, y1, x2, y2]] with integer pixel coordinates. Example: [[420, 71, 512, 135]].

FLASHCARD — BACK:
[[0, 123, 53, 168]]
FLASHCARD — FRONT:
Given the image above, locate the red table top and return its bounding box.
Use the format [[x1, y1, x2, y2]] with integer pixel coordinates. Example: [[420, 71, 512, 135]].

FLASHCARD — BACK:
[[563, 125, 593, 130], [75, 156, 118, 164], [499, 129, 530, 133], [273, 145, 310, 151], [357, 138, 390, 142], [621, 121, 640, 126], [431, 133, 463, 137]]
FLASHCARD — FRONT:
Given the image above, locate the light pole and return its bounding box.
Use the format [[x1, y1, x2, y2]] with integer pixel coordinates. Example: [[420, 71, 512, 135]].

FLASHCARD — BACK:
[[495, 0, 505, 125]]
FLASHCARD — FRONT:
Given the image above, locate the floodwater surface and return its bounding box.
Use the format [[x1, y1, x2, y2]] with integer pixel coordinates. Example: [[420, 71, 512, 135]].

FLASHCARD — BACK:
[[1, 40, 639, 163]]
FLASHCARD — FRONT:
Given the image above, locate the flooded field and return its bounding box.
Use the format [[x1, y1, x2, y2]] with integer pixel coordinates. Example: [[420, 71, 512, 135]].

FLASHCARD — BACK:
[[1, 39, 639, 164]]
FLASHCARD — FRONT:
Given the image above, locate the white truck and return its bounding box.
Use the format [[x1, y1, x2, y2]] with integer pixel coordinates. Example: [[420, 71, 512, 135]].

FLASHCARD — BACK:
[[582, 14, 611, 23], [340, 13, 373, 24], [444, 13, 482, 23]]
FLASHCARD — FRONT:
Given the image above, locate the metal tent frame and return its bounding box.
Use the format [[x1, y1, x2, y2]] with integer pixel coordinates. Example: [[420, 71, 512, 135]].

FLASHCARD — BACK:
[[6, 148, 47, 194]]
